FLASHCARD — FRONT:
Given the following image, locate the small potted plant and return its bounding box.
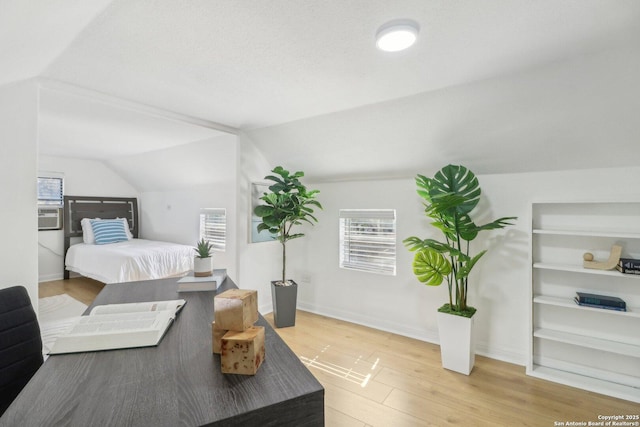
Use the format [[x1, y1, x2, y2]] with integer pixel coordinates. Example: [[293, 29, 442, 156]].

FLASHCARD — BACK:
[[253, 166, 322, 327], [404, 164, 516, 374], [194, 238, 214, 277]]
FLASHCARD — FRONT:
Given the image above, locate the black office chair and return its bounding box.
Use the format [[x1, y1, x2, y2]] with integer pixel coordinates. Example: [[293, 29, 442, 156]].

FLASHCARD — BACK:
[[0, 285, 44, 416]]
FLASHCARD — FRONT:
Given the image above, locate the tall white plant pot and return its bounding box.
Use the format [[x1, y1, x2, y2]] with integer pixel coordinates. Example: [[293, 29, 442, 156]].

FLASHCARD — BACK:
[[437, 311, 476, 375]]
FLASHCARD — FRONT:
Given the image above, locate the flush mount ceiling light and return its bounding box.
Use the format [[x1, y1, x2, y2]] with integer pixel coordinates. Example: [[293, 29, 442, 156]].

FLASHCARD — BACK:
[[375, 19, 420, 52]]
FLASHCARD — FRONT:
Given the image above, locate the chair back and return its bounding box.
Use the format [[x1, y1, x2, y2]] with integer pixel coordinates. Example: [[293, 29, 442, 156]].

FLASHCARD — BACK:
[[0, 286, 44, 416]]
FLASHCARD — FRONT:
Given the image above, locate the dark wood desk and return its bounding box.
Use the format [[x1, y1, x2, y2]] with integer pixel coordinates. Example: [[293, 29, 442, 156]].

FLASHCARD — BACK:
[[0, 278, 324, 426]]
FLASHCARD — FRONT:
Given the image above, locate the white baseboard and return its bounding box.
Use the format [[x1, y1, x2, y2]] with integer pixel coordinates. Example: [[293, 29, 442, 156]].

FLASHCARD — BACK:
[[259, 302, 273, 315], [297, 300, 439, 344], [297, 300, 526, 366], [38, 273, 64, 283]]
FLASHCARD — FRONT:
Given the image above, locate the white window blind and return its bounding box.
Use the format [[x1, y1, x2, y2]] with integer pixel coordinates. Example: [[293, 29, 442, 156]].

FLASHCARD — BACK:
[[199, 208, 226, 251], [37, 176, 64, 206], [339, 209, 396, 275]]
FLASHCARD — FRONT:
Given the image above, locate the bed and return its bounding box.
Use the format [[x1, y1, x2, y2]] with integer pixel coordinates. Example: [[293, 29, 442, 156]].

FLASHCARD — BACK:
[[63, 196, 194, 283]]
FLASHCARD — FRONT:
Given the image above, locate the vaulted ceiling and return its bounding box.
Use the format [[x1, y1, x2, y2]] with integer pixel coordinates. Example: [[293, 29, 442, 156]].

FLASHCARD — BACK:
[[3, 0, 640, 179]]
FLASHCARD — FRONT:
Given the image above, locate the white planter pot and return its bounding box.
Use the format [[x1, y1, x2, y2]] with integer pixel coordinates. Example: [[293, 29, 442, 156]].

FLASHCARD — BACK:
[[193, 257, 213, 277], [437, 311, 476, 375]]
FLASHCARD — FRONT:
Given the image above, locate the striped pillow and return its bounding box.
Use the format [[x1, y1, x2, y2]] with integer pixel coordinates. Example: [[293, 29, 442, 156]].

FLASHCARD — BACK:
[[90, 219, 129, 245]]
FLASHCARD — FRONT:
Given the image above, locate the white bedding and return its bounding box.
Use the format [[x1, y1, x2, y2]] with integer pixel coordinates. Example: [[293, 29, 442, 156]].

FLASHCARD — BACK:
[[65, 239, 194, 284]]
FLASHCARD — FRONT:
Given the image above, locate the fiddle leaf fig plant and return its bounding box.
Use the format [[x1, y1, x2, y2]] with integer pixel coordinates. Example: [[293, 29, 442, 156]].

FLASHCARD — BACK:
[[253, 166, 322, 285], [404, 164, 516, 317]]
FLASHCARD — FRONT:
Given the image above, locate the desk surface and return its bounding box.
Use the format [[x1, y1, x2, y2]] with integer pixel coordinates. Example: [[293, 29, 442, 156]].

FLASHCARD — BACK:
[[0, 278, 324, 426]]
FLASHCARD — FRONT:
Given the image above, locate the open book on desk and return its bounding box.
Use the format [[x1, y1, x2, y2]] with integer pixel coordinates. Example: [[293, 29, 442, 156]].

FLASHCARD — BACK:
[[49, 299, 186, 355]]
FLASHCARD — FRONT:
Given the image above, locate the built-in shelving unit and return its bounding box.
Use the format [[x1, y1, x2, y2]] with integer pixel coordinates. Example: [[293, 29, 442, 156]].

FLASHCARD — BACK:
[[529, 202, 640, 403]]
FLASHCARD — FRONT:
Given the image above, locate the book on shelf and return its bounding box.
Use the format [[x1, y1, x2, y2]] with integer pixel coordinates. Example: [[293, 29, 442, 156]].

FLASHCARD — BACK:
[[50, 299, 186, 354], [575, 292, 626, 309], [616, 264, 640, 275], [177, 269, 227, 292], [573, 297, 627, 312], [619, 257, 640, 269]]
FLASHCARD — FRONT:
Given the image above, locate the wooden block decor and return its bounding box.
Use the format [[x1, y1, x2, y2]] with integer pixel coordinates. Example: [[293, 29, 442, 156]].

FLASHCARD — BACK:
[[214, 289, 258, 332], [220, 326, 265, 375], [211, 321, 228, 354]]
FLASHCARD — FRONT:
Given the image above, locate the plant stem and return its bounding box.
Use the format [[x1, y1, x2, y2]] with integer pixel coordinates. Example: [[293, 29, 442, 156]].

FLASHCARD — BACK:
[[281, 240, 286, 283], [281, 222, 287, 283]]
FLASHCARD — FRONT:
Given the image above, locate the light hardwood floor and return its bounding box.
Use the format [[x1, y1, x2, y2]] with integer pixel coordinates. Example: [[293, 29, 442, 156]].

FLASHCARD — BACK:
[[41, 278, 638, 427], [39, 277, 104, 305]]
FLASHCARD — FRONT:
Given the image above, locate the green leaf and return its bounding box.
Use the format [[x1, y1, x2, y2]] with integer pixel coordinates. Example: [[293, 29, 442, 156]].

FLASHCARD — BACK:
[[263, 193, 278, 205], [269, 183, 288, 193], [456, 250, 486, 280], [412, 249, 452, 286], [253, 205, 274, 217], [474, 216, 518, 232], [430, 164, 480, 215], [403, 236, 424, 251], [456, 214, 479, 241], [256, 223, 269, 232], [263, 216, 282, 228]]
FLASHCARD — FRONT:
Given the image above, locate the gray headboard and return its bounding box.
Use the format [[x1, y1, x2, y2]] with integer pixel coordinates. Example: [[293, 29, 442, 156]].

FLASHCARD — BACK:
[[63, 196, 139, 279]]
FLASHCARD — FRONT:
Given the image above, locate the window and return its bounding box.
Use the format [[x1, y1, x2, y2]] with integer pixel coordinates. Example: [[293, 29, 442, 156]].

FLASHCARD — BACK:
[[200, 208, 226, 251], [37, 176, 64, 206], [339, 209, 396, 275]]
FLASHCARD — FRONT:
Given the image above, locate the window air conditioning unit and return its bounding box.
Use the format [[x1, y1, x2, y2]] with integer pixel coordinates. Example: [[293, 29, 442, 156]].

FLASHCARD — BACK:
[[38, 207, 63, 230]]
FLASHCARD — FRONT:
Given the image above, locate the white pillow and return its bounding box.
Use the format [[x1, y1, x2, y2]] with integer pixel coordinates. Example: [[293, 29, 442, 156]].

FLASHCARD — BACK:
[[81, 218, 98, 244], [119, 218, 134, 240], [81, 217, 132, 244]]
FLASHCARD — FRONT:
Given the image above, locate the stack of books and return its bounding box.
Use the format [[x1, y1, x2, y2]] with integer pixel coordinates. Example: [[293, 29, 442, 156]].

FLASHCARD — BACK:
[[616, 258, 640, 275], [178, 269, 227, 292], [574, 292, 626, 312]]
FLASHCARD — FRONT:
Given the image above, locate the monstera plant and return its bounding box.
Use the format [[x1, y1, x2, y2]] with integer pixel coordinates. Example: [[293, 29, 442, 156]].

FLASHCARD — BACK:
[[404, 164, 516, 317], [404, 164, 516, 374]]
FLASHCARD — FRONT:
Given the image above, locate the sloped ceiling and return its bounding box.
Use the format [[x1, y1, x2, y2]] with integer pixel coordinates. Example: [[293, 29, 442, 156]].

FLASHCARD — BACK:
[[3, 0, 640, 179], [0, 0, 112, 85], [38, 84, 228, 160]]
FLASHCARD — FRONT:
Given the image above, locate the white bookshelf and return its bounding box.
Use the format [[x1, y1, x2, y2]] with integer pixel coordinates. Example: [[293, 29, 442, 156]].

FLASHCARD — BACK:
[[529, 202, 640, 403]]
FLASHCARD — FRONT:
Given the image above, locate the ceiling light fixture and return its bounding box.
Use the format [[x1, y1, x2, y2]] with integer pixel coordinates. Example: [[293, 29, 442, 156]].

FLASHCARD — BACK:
[[375, 19, 420, 52]]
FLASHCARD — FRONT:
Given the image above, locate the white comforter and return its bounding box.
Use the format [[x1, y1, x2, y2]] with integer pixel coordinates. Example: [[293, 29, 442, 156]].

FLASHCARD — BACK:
[[65, 239, 194, 284]]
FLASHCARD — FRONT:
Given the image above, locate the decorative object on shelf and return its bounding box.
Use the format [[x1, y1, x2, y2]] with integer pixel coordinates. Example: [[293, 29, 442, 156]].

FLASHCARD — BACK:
[[404, 164, 516, 375], [582, 244, 622, 270], [253, 166, 322, 328], [193, 238, 214, 277]]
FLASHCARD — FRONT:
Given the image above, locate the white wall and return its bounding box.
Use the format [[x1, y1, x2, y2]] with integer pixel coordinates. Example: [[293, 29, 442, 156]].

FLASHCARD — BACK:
[[236, 132, 283, 313], [115, 134, 239, 280], [0, 80, 39, 306], [37, 155, 138, 282], [284, 166, 640, 365]]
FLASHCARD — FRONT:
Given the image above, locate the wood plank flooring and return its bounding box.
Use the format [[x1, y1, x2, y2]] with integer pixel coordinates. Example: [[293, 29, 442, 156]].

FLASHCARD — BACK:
[[39, 277, 104, 305], [41, 278, 638, 426]]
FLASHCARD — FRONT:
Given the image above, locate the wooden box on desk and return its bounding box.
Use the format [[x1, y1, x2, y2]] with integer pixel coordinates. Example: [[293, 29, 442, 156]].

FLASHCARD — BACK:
[[220, 326, 265, 375], [211, 321, 228, 354], [214, 289, 258, 331]]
